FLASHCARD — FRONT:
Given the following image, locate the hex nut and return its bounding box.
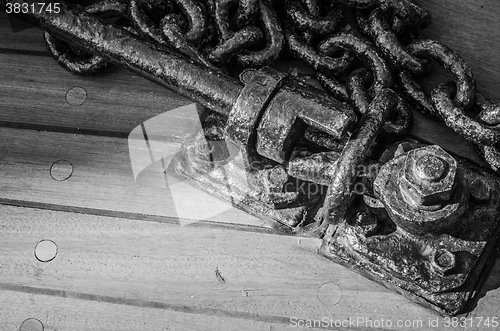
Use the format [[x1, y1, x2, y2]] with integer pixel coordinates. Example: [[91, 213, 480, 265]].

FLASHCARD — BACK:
[[374, 147, 468, 236], [399, 145, 458, 206]]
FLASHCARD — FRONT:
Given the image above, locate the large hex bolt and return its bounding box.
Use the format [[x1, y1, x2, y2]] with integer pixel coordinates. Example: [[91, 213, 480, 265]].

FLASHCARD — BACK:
[[374, 144, 468, 236], [399, 145, 458, 207]]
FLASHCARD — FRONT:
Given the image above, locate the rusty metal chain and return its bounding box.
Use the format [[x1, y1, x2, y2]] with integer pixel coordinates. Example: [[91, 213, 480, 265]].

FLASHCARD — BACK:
[[346, 67, 411, 140], [39, 0, 500, 173]]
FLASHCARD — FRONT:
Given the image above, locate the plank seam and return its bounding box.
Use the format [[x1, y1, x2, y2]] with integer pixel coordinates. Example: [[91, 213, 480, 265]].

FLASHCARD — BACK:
[[0, 121, 193, 141], [0, 48, 51, 57], [0, 283, 353, 331], [0, 121, 140, 139], [0, 198, 274, 234]]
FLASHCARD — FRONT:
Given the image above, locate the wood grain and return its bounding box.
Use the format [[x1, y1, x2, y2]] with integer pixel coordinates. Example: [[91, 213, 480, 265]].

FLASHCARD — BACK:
[[0, 127, 267, 228], [0, 12, 45, 53], [1, 205, 498, 330], [0, 53, 192, 136], [0, 291, 309, 331]]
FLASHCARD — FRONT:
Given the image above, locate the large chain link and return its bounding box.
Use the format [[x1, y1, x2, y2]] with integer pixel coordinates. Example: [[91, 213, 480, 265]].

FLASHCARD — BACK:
[[44, 0, 500, 172]]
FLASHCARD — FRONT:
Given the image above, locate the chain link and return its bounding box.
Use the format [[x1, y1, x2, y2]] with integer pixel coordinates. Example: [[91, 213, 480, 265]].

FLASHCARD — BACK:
[[368, 7, 427, 75], [347, 68, 411, 139], [474, 93, 500, 170]]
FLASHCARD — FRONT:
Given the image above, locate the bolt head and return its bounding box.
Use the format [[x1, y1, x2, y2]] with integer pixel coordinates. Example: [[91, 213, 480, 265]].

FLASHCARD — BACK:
[[374, 148, 467, 236], [432, 248, 456, 273], [414, 154, 448, 181], [470, 177, 491, 203], [262, 165, 288, 193], [399, 145, 457, 206], [239, 69, 258, 84]]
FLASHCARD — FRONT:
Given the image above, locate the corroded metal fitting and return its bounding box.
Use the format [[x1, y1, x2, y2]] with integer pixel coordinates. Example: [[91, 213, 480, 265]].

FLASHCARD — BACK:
[[256, 78, 356, 164], [224, 67, 287, 166], [374, 145, 469, 235]]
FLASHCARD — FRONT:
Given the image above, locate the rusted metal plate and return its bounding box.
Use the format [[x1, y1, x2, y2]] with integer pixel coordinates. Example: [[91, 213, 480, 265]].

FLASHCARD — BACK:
[[320, 139, 500, 315]]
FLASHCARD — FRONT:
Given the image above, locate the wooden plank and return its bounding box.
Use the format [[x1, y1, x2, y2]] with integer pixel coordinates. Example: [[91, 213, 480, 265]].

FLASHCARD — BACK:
[[0, 53, 192, 136], [0, 291, 306, 331], [1, 205, 498, 330], [0, 127, 267, 228]]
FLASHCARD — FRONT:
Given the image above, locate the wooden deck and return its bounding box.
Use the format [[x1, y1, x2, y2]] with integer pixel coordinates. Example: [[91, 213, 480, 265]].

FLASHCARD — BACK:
[[1, 1, 500, 330]]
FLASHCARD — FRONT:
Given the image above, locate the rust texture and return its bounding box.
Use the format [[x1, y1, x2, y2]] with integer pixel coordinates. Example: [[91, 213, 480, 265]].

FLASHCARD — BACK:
[[321, 140, 500, 315]]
